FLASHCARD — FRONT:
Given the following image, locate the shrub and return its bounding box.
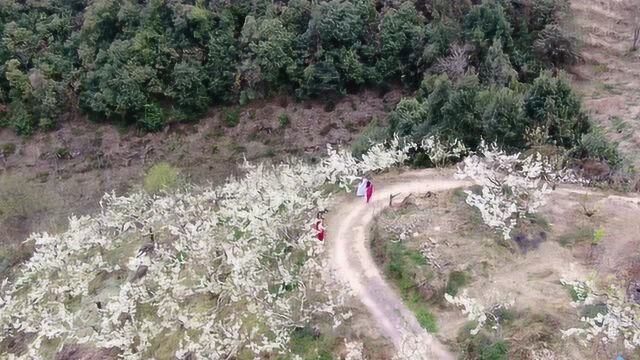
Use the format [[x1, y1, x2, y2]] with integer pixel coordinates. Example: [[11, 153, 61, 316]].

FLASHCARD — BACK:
[[479, 340, 509, 360], [278, 113, 290, 128], [533, 24, 581, 68], [351, 118, 388, 159], [446, 271, 469, 296], [222, 108, 240, 127], [523, 72, 591, 148], [460, 329, 510, 360], [55, 147, 71, 160], [139, 103, 166, 132], [143, 163, 181, 194], [414, 305, 438, 332], [572, 130, 622, 168], [1, 143, 16, 157]]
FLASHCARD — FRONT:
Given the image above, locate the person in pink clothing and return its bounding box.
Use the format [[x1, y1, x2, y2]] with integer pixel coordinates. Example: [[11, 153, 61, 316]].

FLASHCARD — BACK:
[[365, 180, 374, 203]]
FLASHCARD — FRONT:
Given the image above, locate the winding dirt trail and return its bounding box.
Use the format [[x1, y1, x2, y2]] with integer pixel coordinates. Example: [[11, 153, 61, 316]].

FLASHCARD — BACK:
[[326, 170, 470, 360]]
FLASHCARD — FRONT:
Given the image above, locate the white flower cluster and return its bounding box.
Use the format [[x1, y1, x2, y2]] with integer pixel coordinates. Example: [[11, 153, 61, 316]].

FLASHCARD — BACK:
[[454, 141, 580, 239], [411, 136, 468, 167], [344, 340, 365, 360], [444, 290, 514, 336], [0, 140, 409, 359], [561, 277, 640, 350], [445, 291, 489, 335], [560, 276, 597, 308]]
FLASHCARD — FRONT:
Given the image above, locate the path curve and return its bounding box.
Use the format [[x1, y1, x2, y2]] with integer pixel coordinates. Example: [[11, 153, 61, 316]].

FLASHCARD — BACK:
[[326, 170, 471, 360]]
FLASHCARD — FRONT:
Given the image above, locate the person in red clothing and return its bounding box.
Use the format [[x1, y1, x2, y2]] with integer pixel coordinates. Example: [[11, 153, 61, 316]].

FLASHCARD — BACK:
[[314, 211, 325, 241], [365, 180, 374, 203]]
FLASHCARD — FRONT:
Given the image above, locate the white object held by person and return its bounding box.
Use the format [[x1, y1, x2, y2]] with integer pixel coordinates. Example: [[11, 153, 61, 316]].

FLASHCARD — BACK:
[[356, 178, 367, 197]]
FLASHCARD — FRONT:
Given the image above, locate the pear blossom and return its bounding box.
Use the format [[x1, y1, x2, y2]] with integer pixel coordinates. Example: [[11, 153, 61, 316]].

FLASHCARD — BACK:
[[455, 141, 583, 239], [0, 140, 412, 359], [445, 290, 514, 335], [561, 276, 640, 350]]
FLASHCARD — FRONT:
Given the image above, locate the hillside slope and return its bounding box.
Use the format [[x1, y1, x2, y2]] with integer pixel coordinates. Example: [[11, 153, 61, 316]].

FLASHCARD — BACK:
[[570, 0, 640, 166]]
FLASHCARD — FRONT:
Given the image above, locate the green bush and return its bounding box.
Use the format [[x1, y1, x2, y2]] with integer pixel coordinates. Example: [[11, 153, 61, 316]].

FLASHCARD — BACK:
[[523, 72, 591, 148], [479, 340, 509, 360], [222, 108, 241, 128], [414, 305, 438, 332], [460, 329, 510, 360], [446, 271, 469, 296], [351, 118, 387, 159], [278, 113, 290, 128], [1, 143, 16, 157], [572, 130, 622, 168], [140, 103, 166, 132], [143, 163, 181, 194], [533, 24, 581, 68]]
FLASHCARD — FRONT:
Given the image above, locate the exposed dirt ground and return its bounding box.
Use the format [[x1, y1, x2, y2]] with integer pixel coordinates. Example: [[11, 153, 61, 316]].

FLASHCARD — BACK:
[[374, 183, 640, 359], [570, 0, 640, 167], [326, 169, 468, 359]]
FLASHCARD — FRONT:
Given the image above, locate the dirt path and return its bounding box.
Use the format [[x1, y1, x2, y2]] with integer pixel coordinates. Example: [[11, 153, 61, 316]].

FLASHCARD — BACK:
[[326, 170, 471, 359], [326, 170, 640, 358]]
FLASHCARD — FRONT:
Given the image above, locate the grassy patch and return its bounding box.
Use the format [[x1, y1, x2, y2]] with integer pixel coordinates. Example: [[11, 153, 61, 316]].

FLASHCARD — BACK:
[[556, 227, 594, 247], [458, 327, 509, 360], [372, 224, 438, 333], [278, 113, 290, 128], [0, 175, 58, 222], [414, 304, 438, 332], [1, 143, 16, 157], [222, 107, 240, 127], [524, 213, 550, 230], [581, 304, 607, 319], [446, 271, 469, 296], [594, 63, 609, 74], [143, 162, 181, 194], [287, 326, 337, 359], [611, 116, 627, 134]]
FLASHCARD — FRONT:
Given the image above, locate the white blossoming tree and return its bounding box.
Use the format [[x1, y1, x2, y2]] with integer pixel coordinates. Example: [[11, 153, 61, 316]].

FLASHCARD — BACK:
[[0, 139, 411, 359], [444, 290, 514, 336], [454, 141, 581, 239], [560, 270, 640, 350]]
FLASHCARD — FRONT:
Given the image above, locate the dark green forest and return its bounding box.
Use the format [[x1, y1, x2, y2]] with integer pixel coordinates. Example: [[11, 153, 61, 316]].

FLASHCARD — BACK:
[[0, 0, 618, 164]]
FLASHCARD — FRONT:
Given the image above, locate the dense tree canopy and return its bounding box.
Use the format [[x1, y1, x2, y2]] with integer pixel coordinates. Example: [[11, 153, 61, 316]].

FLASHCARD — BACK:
[[0, 0, 593, 153]]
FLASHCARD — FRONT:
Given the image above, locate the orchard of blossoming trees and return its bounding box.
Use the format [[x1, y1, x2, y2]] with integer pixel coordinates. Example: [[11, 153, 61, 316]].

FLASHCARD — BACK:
[[0, 139, 415, 359]]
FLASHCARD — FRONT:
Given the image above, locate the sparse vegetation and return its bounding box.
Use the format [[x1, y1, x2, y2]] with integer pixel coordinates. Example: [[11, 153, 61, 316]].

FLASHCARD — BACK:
[[54, 147, 71, 160], [0, 143, 15, 157], [557, 227, 594, 247], [351, 117, 387, 159], [0, 175, 58, 223], [222, 108, 241, 128], [278, 113, 290, 128], [446, 271, 469, 296], [372, 222, 438, 333], [143, 162, 181, 194]]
